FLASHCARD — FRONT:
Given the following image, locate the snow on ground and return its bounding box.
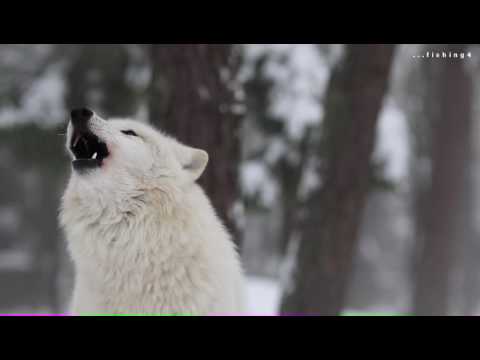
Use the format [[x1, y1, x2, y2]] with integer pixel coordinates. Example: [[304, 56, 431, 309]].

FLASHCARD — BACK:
[[0, 275, 407, 315], [245, 275, 410, 316], [0, 276, 282, 316], [246, 275, 280, 315]]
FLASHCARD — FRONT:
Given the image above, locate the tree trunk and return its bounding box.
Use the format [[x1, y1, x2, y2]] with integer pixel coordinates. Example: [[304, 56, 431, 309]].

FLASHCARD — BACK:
[[63, 45, 138, 117], [148, 44, 242, 249], [280, 44, 396, 315], [413, 44, 474, 316]]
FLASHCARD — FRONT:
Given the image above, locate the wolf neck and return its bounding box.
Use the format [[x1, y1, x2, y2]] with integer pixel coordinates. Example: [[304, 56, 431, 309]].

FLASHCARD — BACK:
[[62, 176, 180, 225], [64, 184, 215, 314], [63, 182, 192, 257]]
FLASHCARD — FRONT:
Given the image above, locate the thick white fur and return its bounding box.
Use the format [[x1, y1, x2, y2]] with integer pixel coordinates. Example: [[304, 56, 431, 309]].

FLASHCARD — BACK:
[[60, 113, 245, 315]]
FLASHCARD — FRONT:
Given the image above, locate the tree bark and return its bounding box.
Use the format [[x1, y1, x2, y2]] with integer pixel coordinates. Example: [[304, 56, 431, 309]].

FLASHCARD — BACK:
[[64, 45, 138, 117], [148, 44, 242, 249], [280, 44, 396, 315], [413, 44, 474, 315]]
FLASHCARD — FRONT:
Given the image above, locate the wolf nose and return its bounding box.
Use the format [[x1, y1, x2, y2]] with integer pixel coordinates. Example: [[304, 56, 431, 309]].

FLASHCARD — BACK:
[[70, 108, 94, 127]]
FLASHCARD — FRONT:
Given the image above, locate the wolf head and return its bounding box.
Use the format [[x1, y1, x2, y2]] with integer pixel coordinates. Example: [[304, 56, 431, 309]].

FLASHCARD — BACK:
[[62, 108, 208, 221]]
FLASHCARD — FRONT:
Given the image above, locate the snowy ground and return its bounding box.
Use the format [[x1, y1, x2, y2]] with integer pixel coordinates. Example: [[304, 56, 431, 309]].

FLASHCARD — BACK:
[[246, 275, 280, 315], [0, 274, 407, 315], [0, 275, 282, 315], [245, 276, 410, 316]]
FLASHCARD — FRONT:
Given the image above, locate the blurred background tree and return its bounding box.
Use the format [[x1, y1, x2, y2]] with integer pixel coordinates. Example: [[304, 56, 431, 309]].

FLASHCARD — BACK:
[[148, 44, 243, 248], [411, 44, 475, 315], [279, 44, 396, 315], [61, 44, 143, 117]]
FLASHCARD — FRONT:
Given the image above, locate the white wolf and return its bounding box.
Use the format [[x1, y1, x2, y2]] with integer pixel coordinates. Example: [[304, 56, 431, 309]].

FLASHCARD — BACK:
[[60, 108, 245, 315]]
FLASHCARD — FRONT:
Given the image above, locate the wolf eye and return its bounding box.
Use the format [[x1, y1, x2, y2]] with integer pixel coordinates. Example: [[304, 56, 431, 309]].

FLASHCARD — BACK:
[[121, 130, 138, 136]]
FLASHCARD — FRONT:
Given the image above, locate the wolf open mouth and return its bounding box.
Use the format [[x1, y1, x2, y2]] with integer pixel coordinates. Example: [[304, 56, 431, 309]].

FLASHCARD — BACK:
[[70, 129, 109, 171]]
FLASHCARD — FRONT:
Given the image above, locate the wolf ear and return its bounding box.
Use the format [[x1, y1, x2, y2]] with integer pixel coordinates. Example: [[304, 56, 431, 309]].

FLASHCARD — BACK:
[[176, 144, 209, 182]]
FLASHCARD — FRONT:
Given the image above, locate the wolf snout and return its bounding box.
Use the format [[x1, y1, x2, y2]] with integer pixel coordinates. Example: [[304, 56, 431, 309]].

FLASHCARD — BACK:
[[70, 108, 94, 128]]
